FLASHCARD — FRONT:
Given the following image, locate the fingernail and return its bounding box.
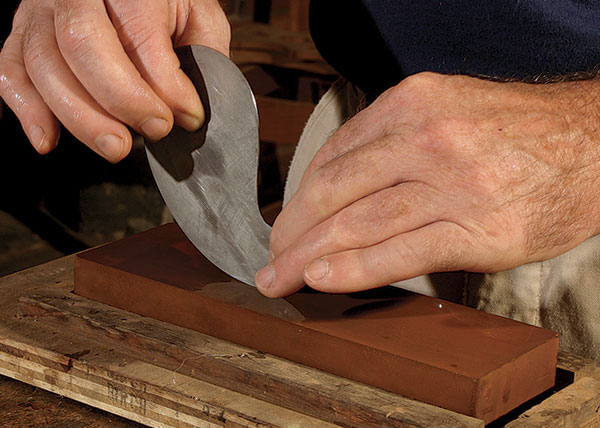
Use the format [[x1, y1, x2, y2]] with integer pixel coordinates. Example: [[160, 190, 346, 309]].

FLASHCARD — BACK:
[[95, 134, 123, 160], [305, 258, 329, 283], [176, 111, 203, 132], [256, 264, 275, 289], [140, 117, 169, 140], [29, 125, 46, 151]]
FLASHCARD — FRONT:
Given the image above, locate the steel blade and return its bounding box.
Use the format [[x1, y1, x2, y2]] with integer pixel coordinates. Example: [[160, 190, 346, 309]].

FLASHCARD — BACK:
[[145, 45, 270, 286]]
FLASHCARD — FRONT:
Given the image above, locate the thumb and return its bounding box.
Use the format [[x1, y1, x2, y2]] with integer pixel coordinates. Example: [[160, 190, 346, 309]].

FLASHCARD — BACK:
[[173, 0, 231, 57]]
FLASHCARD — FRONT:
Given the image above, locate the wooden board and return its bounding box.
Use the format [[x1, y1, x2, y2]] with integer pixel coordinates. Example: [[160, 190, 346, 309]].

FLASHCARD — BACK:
[[0, 372, 142, 428], [2, 255, 600, 427], [505, 377, 600, 428], [0, 256, 483, 428], [73, 223, 559, 424]]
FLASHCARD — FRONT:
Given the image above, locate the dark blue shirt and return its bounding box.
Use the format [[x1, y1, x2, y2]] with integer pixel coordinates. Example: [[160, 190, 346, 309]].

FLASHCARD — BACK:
[[310, 0, 600, 97]]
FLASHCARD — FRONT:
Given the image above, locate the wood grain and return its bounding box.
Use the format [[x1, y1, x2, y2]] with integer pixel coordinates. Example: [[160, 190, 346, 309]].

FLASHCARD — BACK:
[[2, 253, 599, 427], [73, 223, 559, 424], [17, 291, 483, 428], [0, 258, 340, 428], [0, 373, 143, 428], [505, 377, 600, 428], [1, 256, 483, 428]]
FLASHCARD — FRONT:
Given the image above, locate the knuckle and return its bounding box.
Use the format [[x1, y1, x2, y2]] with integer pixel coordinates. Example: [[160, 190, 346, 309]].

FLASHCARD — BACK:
[[329, 210, 361, 248], [354, 248, 385, 286], [102, 88, 139, 114], [12, 0, 36, 28], [307, 150, 329, 174], [193, 0, 229, 24], [420, 117, 472, 153], [0, 59, 16, 98], [424, 242, 452, 272], [20, 27, 60, 80], [391, 71, 444, 105], [393, 235, 420, 266], [0, 56, 30, 114], [55, 7, 100, 58], [402, 71, 442, 91], [56, 22, 97, 57], [198, 1, 230, 32], [269, 222, 286, 254], [185, 0, 231, 51], [219, 18, 232, 48], [212, 6, 231, 41], [121, 29, 157, 57], [369, 188, 409, 227], [114, 10, 161, 53], [20, 7, 44, 50], [21, 37, 48, 72], [304, 171, 335, 215], [428, 117, 468, 139], [0, 42, 12, 71], [426, 223, 471, 272]]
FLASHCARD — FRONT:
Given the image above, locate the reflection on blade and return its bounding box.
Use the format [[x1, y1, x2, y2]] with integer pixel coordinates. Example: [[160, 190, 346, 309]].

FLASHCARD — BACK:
[[145, 45, 270, 286]]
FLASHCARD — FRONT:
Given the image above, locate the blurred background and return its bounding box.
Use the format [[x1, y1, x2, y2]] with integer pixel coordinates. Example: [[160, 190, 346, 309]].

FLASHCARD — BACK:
[[0, 0, 337, 277]]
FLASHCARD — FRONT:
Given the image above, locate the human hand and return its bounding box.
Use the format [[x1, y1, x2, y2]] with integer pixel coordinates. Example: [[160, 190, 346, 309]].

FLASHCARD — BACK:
[[257, 72, 600, 297], [0, 0, 230, 162]]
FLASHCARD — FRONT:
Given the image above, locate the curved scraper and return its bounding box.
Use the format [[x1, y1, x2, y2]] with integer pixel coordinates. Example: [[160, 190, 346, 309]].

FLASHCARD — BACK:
[[145, 45, 271, 286]]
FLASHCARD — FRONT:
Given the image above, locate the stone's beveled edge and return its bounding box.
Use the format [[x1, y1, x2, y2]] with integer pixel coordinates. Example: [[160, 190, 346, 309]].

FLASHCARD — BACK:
[[473, 332, 559, 422]]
